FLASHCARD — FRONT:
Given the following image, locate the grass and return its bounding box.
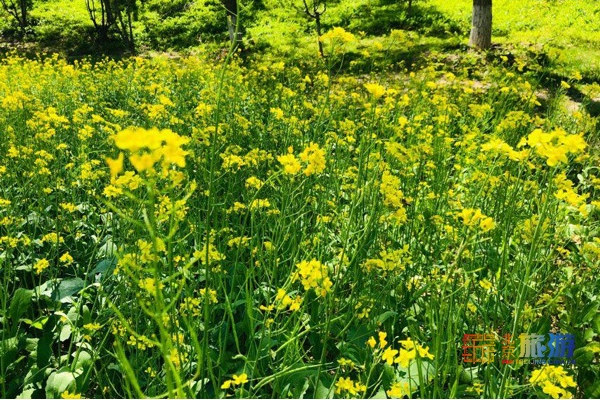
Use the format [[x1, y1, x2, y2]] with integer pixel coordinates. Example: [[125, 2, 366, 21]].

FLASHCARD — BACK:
[[428, 0, 600, 79]]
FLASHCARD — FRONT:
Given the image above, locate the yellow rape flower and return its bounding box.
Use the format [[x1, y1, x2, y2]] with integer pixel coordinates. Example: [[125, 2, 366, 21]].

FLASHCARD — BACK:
[[221, 373, 249, 390], [34, 258, 50, 274], [479, 278, 493, 291], [530, 366, 576, 399], [59, 252, 74, 265], [233, 373, 248, 385], [277, 152, 302, 175], [387, 381, 412, 398], [106, 153, 124, 178], [293, 259, 332, 297], [60, 391, 82, 399], [111, 127, 190, 173], [319, 27, 356, 44], [367, 336, 377, 348], [299, 142, 326, 176], [364, 83, 386, 99], [518, 128, 586, 167], [335, 377, 365, 396], [378, 331, 388, 348], [382, 347, 399, 365], [457, 208, 495, 232]]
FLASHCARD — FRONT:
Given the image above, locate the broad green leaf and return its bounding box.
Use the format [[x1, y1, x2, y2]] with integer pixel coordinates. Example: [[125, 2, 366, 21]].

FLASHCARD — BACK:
[[376, 310, 398, 324], [52, 278, 85, 303], [37, 333, 53, 370], [398, 360, 435, 388], [9, 288, 33, 323], [578, 301, 599, 323], [88, 257, 117, 280], [45, 370, 77, 398], [0, 336, 21, 364], [314, 379, 334, 399], [585, 380, 600, 399], [59, 324, 72, 342], [72, 350, 92, 370], [16, 388, 36, 399]]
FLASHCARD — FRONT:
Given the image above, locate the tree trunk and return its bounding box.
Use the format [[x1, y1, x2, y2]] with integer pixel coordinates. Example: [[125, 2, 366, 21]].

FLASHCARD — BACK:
[[19, 0, 27, 31], [127, 10, 135, 51], [226, 14, 243, 45], [315, 15, 324, 57], [97, 24, 109, 42], [227, 14, 235, 43], [223, 0, 241, 45], [469, 0, 492, 49]]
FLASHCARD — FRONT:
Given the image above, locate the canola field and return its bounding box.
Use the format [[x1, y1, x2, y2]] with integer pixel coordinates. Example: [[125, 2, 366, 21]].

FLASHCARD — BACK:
[[0, 34, 599, 399]]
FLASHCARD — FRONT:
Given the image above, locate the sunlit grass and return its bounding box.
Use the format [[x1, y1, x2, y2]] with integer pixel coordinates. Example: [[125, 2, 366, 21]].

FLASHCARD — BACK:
[[427, 0, 600, 78]]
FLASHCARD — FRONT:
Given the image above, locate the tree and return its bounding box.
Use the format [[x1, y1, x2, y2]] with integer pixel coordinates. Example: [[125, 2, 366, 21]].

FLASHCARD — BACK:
[[85, 0, 114, 41], [0, 0, 32, 36], [302, 0, 326, 58], [469, 0, 492, 49], [85, 0, 138, 49], [221, 0, 242, 46]]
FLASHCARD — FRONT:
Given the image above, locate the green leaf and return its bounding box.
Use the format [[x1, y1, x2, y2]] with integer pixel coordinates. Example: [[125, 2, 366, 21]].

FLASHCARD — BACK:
[[88, 257, 117, 280], [593, 314, 600, 334], [35, 279, 58, 299], [37, 315, 59, 370], [578, 301, 599, 323], [9, 288, 33, 324], [24, 364, 45, 386], [37, 332, 53, 370], [27, 316, 49, 330], [401, 360, 435, 388], [45, 369, 77, 398], [98, 238, 117, 258], [574, 345, 596, 364], [25, 338, 39, 353], [375, 311, 398, 325], [382, 362, 396, 388], [459, 366, 478, 383], [72, 350, 92, 370], [314, 379, 334, 399], [59, 324, 72, 342], [585, 380, 600, 399], [371, 387, 387, 399], [16, 388, 36, 399], [52, 278, 85, 303], [0, 336, 21, 365]]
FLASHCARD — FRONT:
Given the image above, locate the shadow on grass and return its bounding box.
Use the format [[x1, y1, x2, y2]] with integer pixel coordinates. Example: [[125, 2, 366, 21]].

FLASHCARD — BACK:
[[539, 71, 600, 118], [340, 0, 465, 38], [339, 39, 464, 75], [0, 34, 136, 63], [485, 45, 600, 118]]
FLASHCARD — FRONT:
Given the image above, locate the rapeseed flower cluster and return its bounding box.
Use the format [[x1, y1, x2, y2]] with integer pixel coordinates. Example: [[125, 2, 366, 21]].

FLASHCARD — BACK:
[[293, 259, 333, 297], [369, 333, 434, 368], [109, 127, 190, 174], [518, 128, 587, 167], [529, 366, 577, 399], [221, 373, 249, 390], [319, 27, 356, 45], [335, 377, 367, 397], [457, 208, 496, 232]]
